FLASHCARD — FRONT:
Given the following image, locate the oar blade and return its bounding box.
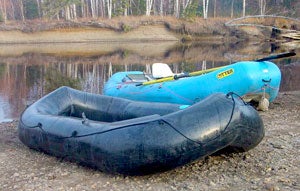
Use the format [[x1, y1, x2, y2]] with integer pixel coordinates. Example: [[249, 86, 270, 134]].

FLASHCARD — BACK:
[[256, 52, 296, 62]]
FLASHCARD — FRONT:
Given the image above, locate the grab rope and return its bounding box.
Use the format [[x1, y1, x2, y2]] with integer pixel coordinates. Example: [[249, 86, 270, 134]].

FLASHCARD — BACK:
[[248, 84, 279, 95], [264, 83, 280, 90], [159, 119, 204, 146], [159, 92, 240, 146], [19, 116, 47, 134], [33, 115, 162, 140], [18, 107, 46, 132], [20, 118, 159, 140], [223, 92, 238, 131], [161, 85, 195, 104], [262, 85, 266, 100], [20, 93, 241, 145], [227, 92, 248, 105]]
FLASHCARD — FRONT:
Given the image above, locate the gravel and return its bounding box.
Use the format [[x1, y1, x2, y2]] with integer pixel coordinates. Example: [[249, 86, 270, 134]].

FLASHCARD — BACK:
[[0, 91, 299, 191]]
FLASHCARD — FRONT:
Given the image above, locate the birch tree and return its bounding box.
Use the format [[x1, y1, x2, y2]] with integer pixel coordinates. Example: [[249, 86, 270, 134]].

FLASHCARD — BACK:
[[182, 0, 191, 16], [65, 5, 70, 20], [90, 0, 96, 18], [213, 0, 216, 17], [0, 0, 7, 22], [174, 0, 179, 18], [81, 0, 85, 17], [259, 0, 266, 15], [122, 0, 130, 16], [18, 0, 25, 21], [71, 3, 77, 19], [159, 0, 163, 16], [202, 0, 209, 19], [36, 0, 42, 18], [99, 0, 105, 17], [183, 0, 191, 9], [107, 0, 112, 19], [231, 0, 234, 18], [146, 0, 153, 16], [61, 2, 78, 20], [242, 0, 246, 17], [95, 0, 99, 17]]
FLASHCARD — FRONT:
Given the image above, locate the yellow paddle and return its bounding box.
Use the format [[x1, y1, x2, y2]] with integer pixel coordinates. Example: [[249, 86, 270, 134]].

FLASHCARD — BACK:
[[188, 66, 225, 77], [136, 51, 296, 86], [137, 66, 225, 86]]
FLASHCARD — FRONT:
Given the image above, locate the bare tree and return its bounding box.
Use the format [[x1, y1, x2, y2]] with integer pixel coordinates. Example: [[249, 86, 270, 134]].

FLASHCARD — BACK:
[[71, 4, 77, 19], [146, 0, 153, 16], [174, 0, 179, 18], [18, 0, 25, 21], [0, 0, 298, 21], [214, 0, 216, 17], [100, 0, 106, 17], [231, 0, 234, 18], [182, 0, 191, 16], [36, 0, 42, 18], [183, 0, 191, 9], [107, 0, 112, 19], [9, 0, 15, 20], [81, 0, 85, 17], [243, 0, 246, 17], [95, 0, 99, 17], [62, 3, 78, 20], [122, 0, 130, 16], [159, 0, 163, 15], [202, 0, 209, 19], [65, 5, 71, 20], [90, 0, 96, 18], [0, 0, 7, 22], [259, 0, 266, 15]]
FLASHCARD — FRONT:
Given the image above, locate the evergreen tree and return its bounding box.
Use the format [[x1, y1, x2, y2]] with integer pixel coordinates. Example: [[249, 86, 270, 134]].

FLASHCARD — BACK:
[[24, 0, 39, 19]]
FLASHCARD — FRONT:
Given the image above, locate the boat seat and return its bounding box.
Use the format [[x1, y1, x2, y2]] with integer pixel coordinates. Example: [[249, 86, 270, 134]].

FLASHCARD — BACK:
[[152, 63, 174, 78], [126, 74, 152, 82]]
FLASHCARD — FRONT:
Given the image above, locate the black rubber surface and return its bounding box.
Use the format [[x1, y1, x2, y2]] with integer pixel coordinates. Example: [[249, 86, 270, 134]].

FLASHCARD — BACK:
[[18, 86, 264, 175]]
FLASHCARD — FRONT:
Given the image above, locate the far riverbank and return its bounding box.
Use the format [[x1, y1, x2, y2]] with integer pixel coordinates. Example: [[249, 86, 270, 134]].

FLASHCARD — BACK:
[[2, 16, 298, 44]]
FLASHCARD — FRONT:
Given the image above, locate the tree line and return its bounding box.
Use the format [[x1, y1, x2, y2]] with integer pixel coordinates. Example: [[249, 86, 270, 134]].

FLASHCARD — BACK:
[[0, 0, 299, 22]]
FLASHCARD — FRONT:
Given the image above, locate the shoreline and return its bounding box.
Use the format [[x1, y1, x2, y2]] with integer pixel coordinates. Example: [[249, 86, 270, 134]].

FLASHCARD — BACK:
[[1, 16, 299, 45], [0, 25, 179, 44], [0, 17, 268, 44], [0, 91, 299, 190]]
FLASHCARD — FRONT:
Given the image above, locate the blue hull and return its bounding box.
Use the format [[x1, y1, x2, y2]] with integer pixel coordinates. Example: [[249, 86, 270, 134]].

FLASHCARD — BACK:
[[104, 61, 281, 105]]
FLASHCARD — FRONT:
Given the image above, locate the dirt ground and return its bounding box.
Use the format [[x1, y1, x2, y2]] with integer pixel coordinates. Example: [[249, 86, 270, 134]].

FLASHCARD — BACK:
[[0, 91, 299, 191]]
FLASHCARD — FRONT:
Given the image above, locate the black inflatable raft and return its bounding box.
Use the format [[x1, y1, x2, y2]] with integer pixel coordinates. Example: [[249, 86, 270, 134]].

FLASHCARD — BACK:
[[18, 86, 264, 175]]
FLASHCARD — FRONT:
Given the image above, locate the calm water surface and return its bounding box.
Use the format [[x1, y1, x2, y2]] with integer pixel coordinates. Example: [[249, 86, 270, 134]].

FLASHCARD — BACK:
[[0, 41, 299, 122]]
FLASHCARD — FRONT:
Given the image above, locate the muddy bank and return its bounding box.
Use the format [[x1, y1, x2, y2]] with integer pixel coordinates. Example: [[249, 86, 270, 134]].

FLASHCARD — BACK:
[[0, 91, 299, 190]]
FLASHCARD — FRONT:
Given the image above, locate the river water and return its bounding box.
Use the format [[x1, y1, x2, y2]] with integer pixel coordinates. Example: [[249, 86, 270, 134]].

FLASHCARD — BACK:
[[0, 41, 299, 122]]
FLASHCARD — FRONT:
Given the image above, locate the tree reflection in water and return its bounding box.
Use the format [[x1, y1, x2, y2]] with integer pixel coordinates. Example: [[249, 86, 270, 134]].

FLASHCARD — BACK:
[[0, 42, 299, 121], [45, 67, 81, 93]]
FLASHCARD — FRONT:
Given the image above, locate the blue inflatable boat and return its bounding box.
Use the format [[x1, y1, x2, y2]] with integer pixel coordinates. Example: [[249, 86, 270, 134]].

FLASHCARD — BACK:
[[104, 60, 281, 106]]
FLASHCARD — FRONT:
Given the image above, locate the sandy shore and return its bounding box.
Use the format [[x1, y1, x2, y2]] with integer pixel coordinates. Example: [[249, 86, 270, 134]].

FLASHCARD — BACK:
[[0, 91, 299, 191], [0, 25, 178, 44]]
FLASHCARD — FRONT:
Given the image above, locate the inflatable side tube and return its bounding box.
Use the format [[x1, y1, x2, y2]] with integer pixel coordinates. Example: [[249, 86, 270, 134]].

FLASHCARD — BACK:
[[18, 87, 264, 175]]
